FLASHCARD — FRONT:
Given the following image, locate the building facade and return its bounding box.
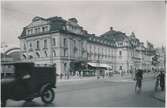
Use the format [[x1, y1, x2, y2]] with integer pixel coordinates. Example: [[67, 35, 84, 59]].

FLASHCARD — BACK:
[[19, 16, 157, 77]]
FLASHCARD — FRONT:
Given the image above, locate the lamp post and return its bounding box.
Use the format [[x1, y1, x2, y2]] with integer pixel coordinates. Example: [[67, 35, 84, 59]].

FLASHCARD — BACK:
[[1, 42, 8, 62], [50, 34, 53, 65]]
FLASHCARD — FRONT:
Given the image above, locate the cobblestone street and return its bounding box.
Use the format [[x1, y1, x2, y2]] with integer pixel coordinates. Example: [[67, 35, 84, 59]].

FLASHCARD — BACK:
[[6, 76, 165, 107]]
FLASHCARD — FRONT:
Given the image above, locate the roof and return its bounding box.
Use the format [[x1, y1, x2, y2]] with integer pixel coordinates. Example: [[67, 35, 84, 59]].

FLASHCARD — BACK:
[[87, 35, 116, 47], [100, 29, 129, 42], [20, 16, 89, 38], [1, 61, 34, 65], [0, 43, 20, 54]]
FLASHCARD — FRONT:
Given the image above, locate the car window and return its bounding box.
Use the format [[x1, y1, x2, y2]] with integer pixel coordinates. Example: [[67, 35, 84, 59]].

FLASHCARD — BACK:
[[1, 64, 15, 78]]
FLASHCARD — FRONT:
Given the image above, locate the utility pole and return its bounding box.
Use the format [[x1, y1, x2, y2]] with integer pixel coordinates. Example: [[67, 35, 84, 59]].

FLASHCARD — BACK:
[[50, 34, 53, 65]]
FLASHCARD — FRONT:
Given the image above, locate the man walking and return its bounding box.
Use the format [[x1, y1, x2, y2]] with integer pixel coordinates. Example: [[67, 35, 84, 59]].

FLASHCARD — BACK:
[[135, 69, 143, 93], [159, 70, 165, 91]]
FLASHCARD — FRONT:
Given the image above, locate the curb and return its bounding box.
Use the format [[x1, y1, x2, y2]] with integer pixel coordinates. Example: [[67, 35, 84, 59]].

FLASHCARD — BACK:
[[153, 95, 165, 102], [153, 92, 165, 102], [57, 77, 96, 83]]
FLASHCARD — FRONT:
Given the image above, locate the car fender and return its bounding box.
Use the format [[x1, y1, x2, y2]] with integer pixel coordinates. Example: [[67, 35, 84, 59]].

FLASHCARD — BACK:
[[39, 83, 52, 95]]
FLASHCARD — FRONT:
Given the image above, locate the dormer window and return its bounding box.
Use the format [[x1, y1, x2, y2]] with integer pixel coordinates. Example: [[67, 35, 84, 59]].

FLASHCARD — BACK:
[[42, 26, 48, 32], [35, 28, 38, 33], [36, 40, 40, 50], [30, 29, 33, 34], [37, 28, 40, 33], [119, 51, 122, 56], [28, 30, 30, 35], [42, 27, 45, 32]]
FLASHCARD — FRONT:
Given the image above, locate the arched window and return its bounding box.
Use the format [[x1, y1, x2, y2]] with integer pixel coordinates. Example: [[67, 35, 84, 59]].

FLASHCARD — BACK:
[[36, 52, 40, 58], [44, 51, 48, 57], [36, 40, 40, 49], [29, 55, 33, 59], [53, 50, 56, 57], [22, 54, 26, 59]]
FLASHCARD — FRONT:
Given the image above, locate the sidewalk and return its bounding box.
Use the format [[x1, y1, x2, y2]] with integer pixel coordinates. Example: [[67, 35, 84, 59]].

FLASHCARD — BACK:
[[153, 91, 165, 102], [57, 76, 96, 83], [57, 73, 155, 83]]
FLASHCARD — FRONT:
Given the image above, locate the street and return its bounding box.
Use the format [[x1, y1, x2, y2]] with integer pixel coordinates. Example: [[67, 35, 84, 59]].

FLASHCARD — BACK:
[[5, 78, 165, 107]]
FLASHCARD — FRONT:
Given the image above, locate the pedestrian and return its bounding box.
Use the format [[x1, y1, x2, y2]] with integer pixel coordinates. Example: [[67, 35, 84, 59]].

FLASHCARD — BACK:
[[154, 72, 160, 91], [135, 69, 143, 93], [60, 73, 63, 79], [159, 70, 165, 91]]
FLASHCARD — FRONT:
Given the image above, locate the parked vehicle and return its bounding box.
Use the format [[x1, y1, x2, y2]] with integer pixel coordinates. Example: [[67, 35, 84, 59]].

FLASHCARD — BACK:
[[1, 62, 56, 107]]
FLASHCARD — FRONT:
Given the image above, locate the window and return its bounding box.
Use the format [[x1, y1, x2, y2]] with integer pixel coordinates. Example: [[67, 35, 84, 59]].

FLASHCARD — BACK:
[[53, 38, 56, 46], [44, 51, 48, 57], [29, 55, 33, 59], [74, 40, 76, 46], [36, 52, 40, 58], [35, 28, 38, 33], [64, 38, 67, 48], [29, 43, 33, 51], [64, 63, 67, 73], [45, 26, 48, 31], [22, 54, 26, 59], [30, 43, 32, 48], [119, 51, 122, 56], [2, 65, 15, 78], [64, 49, 68, 56], [37, 28, 40, 33], [53, 50, 56, 57], [23, 44, 26, 50], [27, 30, 30, 35], [37, 40, 40, 49], [42, 27, 45, 32], [44, 39, 47, 48], [30, 29, 33, 34], [81, 41, 83, 49]]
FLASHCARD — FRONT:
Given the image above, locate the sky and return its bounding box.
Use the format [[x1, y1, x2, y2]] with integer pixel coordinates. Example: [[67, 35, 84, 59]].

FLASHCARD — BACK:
[[1, 0, 166, 47]]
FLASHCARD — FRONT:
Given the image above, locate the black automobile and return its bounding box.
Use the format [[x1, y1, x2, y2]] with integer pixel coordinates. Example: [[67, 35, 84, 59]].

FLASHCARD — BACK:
[[1, 62, 56, 107]]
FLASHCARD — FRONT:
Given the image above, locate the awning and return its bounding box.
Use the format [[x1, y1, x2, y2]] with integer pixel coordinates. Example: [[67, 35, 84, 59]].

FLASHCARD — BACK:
[[100, 64, 112, 69], [87, 62, 112, 69]]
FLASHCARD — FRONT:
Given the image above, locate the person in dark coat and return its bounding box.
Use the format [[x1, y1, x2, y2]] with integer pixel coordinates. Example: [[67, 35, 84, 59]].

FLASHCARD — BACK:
[[159, 70, 165, 91], [135, 69, 143, 93]]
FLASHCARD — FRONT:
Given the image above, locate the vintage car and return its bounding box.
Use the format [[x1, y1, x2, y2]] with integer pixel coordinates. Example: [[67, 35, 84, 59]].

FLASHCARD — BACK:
[[1, 62, 56, 107]]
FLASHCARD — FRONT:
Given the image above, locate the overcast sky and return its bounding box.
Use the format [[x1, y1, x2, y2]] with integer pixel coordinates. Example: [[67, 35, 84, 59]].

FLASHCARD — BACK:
[[1, 1, 166, 47]]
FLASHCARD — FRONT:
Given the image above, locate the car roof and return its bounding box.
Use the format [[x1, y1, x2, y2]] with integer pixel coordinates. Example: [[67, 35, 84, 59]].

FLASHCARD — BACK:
[[1, 61, 34, 65]]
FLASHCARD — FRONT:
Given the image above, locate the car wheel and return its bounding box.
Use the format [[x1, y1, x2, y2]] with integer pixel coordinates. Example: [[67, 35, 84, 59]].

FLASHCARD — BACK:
[[41, 88, 55, 104]]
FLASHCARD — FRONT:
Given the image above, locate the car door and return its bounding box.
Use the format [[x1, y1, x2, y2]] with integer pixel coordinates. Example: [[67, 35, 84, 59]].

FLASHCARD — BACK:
[[12, 64, 32, 99], [1, 64, 16, 100]]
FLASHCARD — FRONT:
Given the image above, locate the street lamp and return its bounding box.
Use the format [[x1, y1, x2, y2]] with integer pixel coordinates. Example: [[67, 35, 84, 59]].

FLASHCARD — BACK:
[[1, 42, 8, 62]]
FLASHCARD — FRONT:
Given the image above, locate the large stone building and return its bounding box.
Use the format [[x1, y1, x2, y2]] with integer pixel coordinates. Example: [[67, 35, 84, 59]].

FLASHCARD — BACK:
[[18, 16, 156, 77], [154, 46, 166, 71]]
